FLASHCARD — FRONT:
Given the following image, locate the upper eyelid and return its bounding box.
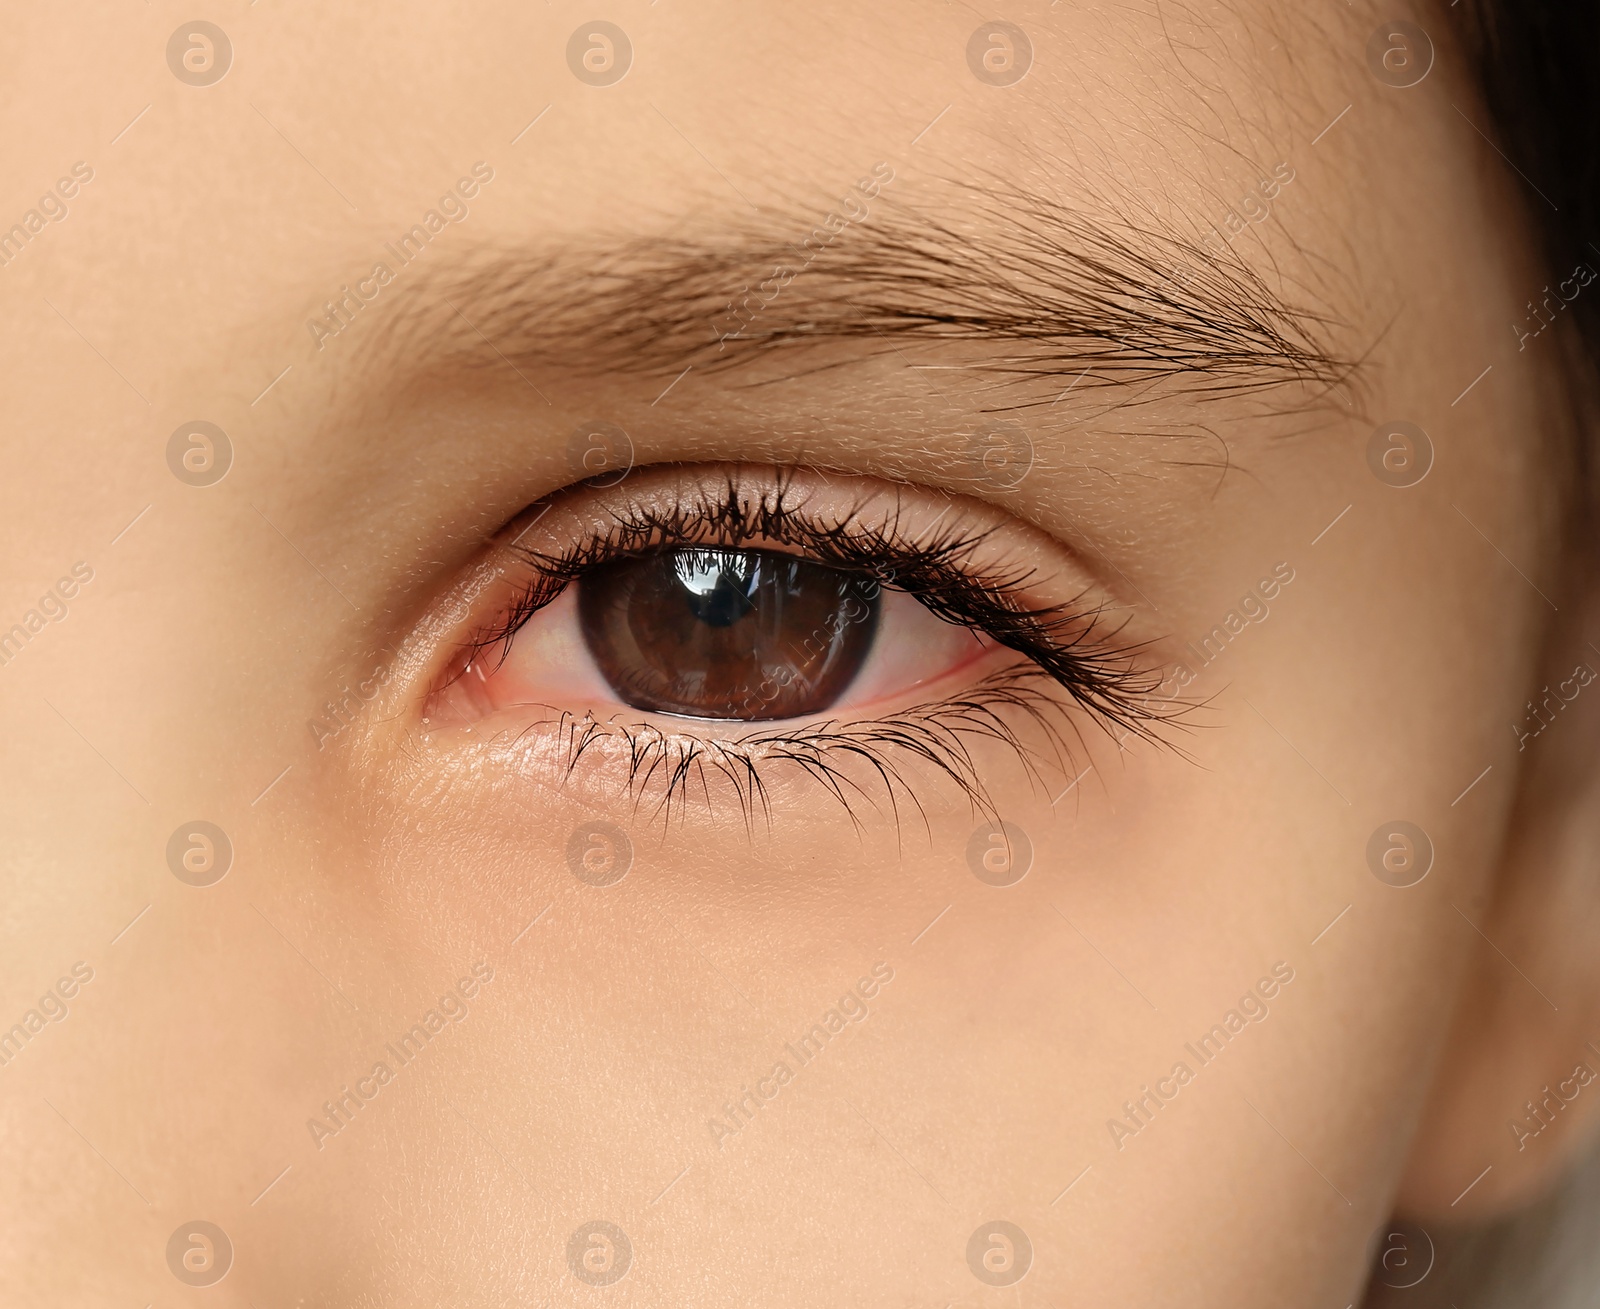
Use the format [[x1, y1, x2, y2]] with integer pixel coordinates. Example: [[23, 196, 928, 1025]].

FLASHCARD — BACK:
[[486, 476, 1015, 647]]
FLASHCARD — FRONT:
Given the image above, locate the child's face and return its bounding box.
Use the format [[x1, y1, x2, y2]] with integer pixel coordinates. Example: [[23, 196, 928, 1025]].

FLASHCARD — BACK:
[[4, 3, 1596, 1305]]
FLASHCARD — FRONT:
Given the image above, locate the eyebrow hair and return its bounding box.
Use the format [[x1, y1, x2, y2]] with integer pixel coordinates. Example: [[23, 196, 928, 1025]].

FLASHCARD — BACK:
[[368, 178, 1354, 407]]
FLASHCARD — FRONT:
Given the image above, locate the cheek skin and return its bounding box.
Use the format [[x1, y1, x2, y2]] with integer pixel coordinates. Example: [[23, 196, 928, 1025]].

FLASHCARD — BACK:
[[301, 515, 1531, 1309], [319, 351, 1538, 1301]]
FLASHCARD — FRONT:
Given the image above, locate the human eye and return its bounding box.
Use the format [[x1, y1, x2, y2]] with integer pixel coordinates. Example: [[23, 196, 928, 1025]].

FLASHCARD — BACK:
[[411, 463, 1170, 815]]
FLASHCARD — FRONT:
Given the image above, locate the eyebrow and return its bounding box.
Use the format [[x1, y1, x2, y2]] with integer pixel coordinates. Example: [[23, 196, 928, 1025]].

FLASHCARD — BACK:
[[366, 179, 1353, 406]]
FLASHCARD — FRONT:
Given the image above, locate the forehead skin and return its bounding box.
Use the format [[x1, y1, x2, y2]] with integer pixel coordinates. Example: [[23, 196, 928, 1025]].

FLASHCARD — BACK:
[[0, 2, 1562, 1307]]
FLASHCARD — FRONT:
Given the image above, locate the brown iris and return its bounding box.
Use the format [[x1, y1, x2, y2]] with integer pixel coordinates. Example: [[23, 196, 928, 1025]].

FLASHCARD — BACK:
[[577, 547, 881, 719]]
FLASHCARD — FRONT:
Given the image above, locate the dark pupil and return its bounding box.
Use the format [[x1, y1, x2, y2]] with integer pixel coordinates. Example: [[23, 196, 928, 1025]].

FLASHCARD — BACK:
[[578, 548, 881, 720]]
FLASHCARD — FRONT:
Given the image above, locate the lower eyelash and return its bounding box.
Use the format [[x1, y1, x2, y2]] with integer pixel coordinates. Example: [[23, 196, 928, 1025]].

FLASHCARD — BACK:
[[481, 663, 1181, 827]]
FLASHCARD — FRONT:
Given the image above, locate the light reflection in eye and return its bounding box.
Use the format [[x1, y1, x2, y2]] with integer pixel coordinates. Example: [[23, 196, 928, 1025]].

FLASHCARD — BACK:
[[674, 549, 748, 597]]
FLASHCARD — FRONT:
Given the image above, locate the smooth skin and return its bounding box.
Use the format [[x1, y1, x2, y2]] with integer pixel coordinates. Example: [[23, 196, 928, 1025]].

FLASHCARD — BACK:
[[2, 2, 1598, 1306]]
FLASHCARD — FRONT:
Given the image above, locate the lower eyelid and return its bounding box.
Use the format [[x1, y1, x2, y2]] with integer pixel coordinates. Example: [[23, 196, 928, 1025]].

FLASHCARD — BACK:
[[419, 664, 1088, 823]]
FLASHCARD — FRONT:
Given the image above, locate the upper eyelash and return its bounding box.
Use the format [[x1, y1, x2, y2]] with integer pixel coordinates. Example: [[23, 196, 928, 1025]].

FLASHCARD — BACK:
[[442, 469, 1184, 819]]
